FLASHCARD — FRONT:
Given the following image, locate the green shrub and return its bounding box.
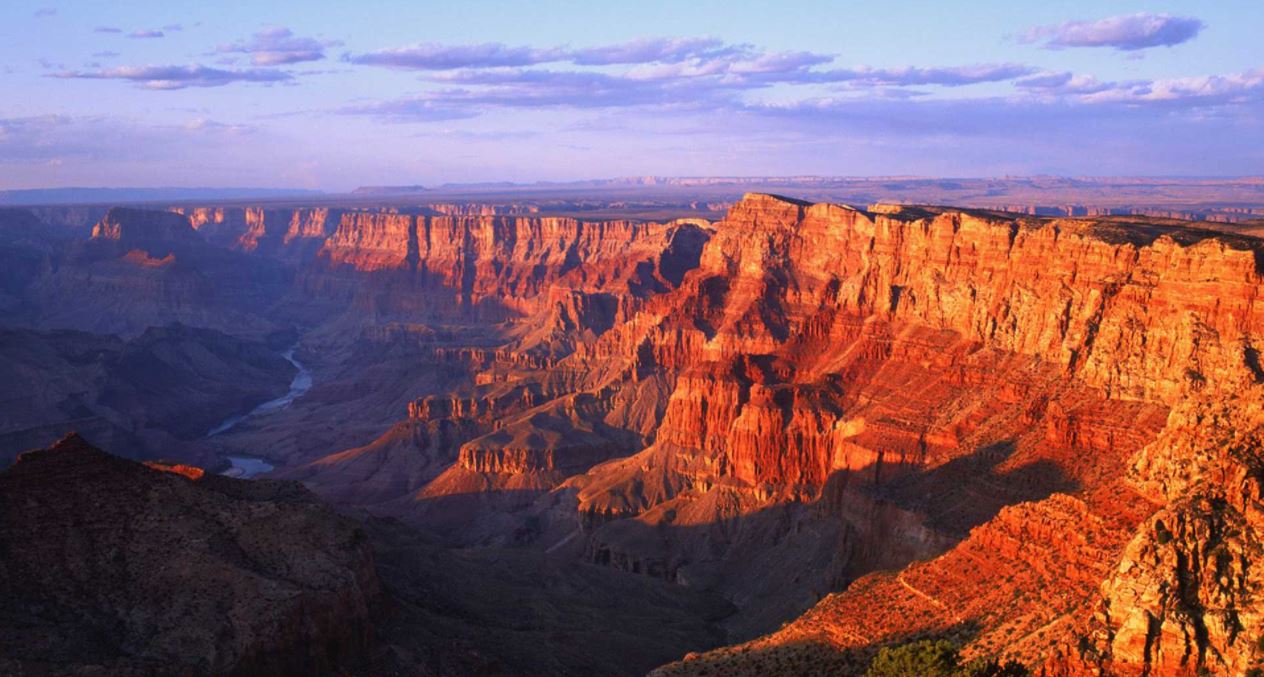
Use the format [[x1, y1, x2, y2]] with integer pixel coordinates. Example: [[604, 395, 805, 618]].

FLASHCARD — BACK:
[[865, 640, 959, 676], [864, 640, 1030, 677]]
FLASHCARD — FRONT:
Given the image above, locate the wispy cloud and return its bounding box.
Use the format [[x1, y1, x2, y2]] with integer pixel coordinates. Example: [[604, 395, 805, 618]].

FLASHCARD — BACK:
[[218, 27, 341, 66], [1021, 13, 1204, 51], [0, 114, 257, 165], [339, 30, 1264, 130], [1015, 71, 1121, 95], [1081, 68, 1264, 106], [798, 63, 1034, 87], [346, 42, 564, 70], [95, 25, 179, 37], [337, 98, 479, 122], [344, 37, 830, 73], [1010, 67, 1264, 107], [345, 63, 1034, 123], [182, 117, 256, 134], [51, 65, 292, 90], [343, 37, 1044, 123], [569, 37, 742, 65]]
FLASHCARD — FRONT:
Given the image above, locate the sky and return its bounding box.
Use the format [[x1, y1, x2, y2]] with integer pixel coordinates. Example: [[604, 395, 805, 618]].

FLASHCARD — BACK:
[[1, 0, 1261, 190]]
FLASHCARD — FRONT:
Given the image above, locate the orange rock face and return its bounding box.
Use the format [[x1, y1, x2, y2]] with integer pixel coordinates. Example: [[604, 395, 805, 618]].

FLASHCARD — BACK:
[[623, 196, 1264, 674], [272, 193, 1263, 673], [14, 190, 1264, 675]]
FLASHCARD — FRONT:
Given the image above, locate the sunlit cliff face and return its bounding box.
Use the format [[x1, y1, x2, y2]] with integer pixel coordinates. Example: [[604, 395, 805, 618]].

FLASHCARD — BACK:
[[251, 194, 1263, 671], [3, 193, 1263, 675]]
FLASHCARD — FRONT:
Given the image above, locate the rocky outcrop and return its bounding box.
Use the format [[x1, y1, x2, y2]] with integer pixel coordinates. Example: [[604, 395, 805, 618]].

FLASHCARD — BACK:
[[25, 206, 293, 336], [0, 434, 380, 676], [309, 213, 707, 316], [635, 195, 1264, 673], [12, 192, 1264, 674], [320, 211, 416, 271], [0, 432, 732, 677], [283, 196, 1264, 656], [651, 493, 1145, 675], [427, 202, 539, 215], [91, 207, 199, 254], [174, 206, 340, 259], [1065, 389, 1264, 676]]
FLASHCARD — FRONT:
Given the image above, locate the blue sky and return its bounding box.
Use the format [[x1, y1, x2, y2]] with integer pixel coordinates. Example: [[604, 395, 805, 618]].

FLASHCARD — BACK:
[[2, 0, 1261, 190]]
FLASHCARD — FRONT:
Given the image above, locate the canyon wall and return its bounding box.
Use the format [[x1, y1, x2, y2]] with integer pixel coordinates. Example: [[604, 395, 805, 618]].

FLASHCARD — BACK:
[[291, 193, 1262, 671], [76, 198, 1264, 671], [630, 195, 1264, 674], [7, 194, 1264, 674]]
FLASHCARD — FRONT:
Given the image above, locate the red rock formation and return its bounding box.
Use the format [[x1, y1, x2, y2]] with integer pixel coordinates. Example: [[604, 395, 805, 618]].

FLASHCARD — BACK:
[[631, 195, 1263, 674], [87, 193, 1262, 674], [287, 193, 1255, 671], [1062, 389, 1264, 676], [321, 211, 416, 271]]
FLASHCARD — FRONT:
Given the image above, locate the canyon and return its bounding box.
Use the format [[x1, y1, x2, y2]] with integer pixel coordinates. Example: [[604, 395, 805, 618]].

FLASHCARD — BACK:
[[1, 192, 1262, 675]]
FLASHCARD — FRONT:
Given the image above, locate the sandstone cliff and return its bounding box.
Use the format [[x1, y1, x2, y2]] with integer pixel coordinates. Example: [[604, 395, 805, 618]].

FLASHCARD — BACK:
[[632, 195, 1263, 674], [290, 193, 1262, 673], [12, 193, 1264, 675]]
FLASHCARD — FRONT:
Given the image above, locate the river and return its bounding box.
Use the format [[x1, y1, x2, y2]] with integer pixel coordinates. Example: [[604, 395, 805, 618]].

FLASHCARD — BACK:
[[208, 346, 312, 478]]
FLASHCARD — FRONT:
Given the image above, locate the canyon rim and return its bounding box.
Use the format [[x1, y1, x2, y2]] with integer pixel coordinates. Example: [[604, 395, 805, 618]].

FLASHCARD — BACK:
[[4, 1, 1264, 676]]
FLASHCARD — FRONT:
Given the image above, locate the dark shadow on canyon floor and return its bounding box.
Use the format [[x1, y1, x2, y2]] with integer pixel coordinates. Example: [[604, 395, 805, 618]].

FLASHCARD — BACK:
[[399, 435, 1079, 646]]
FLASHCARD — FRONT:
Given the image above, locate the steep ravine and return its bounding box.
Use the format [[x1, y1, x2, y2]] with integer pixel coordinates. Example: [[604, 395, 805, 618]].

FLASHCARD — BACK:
[[205, 345, 313, 477], [280, 194, 1264, 673]]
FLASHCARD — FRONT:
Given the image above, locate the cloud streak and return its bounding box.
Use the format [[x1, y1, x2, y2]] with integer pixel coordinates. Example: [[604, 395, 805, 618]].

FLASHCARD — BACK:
[[1022, 13, 1204, 51], [1082, 68, 1264, 106], [1016, 71, 1121, 95], [51, 65, 292, 90], [343, 37, 1045, 122], [799, 63, 1034, 87], [338, 30, 1261, 127], [344, 62, 1035, 122], [27, 21, 1264, 180], [218, 27, 340, 66], [344, 37, 831, 72], [346, 43, 563, 70], [0, 114, 257, 164]]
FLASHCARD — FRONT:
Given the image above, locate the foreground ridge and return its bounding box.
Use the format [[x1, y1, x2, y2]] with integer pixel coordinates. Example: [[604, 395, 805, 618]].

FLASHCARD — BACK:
[[0, 433, 380, 676]]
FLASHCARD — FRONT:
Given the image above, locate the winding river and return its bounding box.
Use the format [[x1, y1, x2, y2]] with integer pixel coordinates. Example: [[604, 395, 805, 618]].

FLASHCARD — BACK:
[[208, 346, 312, 478]]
